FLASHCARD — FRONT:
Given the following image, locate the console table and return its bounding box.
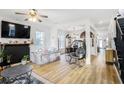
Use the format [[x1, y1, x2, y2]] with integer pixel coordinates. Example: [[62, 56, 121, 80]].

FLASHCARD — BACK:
[[105, 48, 115, 63]]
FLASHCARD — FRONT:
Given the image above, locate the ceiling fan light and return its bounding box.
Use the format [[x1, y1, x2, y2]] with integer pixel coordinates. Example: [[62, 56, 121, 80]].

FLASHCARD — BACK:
[[28, 17, 37, 22], [32, 18, 37, 22], [15, 9, 47, 23]]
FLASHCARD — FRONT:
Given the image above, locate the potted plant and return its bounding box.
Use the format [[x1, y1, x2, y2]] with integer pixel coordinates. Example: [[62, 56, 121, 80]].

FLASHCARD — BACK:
[[0, 49, 4, 63], [21, 55, 29, 65]]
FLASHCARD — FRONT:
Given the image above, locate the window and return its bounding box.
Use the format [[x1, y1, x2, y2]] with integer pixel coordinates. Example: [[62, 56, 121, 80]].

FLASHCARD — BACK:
[[35, 31, 44, 48], [59, 35, 65, 49], [58, 32, 66, 49]]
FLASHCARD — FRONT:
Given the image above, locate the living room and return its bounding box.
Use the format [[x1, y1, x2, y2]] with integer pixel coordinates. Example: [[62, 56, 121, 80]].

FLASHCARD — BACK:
[[1, 0, 124, 93], [0, 9, 123, 84]]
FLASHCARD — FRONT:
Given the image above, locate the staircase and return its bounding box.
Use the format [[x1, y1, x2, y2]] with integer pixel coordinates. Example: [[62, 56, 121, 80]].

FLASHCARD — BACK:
[[118, 18, 124, 34], [115, 17, 124, 83]]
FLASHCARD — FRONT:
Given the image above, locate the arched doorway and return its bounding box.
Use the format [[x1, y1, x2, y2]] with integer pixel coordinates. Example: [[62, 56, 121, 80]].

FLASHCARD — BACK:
[[80, 31, 95, 47]]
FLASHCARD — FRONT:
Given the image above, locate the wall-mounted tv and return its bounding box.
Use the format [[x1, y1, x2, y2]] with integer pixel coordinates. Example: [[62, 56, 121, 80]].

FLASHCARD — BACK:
[[1, 21, 30, 39]]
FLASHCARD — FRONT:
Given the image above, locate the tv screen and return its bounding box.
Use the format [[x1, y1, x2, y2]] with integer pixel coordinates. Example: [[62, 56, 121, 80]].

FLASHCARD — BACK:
[[1, 21, 30, 38]]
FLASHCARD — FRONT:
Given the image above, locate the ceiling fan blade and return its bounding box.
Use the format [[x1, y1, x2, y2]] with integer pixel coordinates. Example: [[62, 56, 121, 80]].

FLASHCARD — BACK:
[[38, 19, 42, 22], [15, 12, 27, 15], [39, 15, 48, 18], [24, 18, 28, 21]]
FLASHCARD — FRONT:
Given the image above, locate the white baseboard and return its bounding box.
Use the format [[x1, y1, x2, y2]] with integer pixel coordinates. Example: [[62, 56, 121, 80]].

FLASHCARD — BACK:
[[31, 72, 53, 84]]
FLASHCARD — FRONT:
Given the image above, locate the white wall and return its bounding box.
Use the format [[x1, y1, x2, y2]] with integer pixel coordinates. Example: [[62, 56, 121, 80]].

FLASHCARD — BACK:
[[49, 20, 89, 50], [96, 19, 116, 50], [108, 19, 116, 49]]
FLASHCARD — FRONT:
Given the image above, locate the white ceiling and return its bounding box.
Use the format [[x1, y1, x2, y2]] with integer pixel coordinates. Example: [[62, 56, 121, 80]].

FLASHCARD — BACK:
[[0, 9, 118, 31]]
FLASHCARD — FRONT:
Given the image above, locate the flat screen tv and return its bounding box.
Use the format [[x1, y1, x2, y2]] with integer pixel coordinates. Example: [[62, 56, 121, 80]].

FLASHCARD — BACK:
[[1, 21, 30, 38]]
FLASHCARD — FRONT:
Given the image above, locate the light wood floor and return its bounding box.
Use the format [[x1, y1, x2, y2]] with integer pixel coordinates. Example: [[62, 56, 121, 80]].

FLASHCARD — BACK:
[[32, 49, 121, 84]]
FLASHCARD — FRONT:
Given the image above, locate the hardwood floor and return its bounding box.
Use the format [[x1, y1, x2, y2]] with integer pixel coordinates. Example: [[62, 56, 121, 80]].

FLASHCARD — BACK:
[[32, 49, 122, 84]]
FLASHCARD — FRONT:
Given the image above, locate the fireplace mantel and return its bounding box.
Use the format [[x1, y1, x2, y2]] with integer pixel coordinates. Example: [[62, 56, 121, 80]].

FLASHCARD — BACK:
[[0, 38, 33, 45]]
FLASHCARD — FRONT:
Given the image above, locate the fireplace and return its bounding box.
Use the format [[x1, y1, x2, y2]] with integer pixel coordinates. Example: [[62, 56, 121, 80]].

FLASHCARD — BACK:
[[1, 44, 30, 66]]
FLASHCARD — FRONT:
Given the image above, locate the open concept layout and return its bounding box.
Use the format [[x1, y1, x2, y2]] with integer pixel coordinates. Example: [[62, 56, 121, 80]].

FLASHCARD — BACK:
[[0, 9, 124, 84]]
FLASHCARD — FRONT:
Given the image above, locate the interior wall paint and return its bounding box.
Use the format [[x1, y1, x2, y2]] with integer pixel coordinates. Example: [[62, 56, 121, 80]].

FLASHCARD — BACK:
[[108, 19, 116, 49]]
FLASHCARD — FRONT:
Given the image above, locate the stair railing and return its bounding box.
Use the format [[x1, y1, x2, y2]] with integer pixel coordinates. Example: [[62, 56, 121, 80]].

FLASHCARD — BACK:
[[116, 19, 123, 36]]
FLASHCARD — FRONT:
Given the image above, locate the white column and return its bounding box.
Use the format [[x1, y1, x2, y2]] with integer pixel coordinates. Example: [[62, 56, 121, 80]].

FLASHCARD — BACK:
[[85, 25, 91, 64]]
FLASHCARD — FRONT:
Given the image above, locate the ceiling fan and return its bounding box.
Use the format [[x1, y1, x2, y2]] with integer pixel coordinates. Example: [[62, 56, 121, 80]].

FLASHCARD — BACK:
[[15, 9, 48, 22]]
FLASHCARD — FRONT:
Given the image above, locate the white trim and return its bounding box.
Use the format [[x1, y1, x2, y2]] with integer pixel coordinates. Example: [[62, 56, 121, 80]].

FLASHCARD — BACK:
[[113, 64, 123, 84], [117, 16, 124, 19]]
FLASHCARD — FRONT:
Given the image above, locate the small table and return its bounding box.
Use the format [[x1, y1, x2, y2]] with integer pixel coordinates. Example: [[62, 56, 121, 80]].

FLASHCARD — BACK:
[[105, 48, 115, 63], [1, 64, 32, 84]]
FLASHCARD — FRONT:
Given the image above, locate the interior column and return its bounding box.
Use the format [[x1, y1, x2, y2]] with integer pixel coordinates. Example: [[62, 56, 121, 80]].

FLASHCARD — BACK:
[[86, 25, 91, 64]]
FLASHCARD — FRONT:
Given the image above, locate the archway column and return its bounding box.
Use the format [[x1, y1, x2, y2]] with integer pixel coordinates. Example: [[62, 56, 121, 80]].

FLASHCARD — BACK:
[[85, 25, 91, 64]]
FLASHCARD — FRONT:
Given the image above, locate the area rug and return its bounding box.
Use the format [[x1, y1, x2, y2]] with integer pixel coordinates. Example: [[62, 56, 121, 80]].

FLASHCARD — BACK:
[[0, 75, 43, 84]]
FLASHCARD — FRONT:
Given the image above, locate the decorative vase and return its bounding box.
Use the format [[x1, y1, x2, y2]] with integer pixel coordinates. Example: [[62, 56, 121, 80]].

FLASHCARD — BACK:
[[7, 60, 10, 63], [21, 60, 27, 65]]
